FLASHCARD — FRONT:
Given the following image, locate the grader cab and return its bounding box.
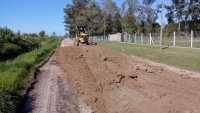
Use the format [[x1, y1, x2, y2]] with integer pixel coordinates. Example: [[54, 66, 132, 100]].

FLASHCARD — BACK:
[[73, 26, 93, 46]]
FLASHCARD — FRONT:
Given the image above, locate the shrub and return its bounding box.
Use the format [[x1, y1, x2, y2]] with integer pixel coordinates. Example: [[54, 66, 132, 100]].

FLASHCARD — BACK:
[[0, 87, 18, 113], [0, 27, 45, 61]]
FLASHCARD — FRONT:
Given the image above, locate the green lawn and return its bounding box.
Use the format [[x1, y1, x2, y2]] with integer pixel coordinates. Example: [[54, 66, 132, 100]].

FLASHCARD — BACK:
[[97, 41, 200, 73]]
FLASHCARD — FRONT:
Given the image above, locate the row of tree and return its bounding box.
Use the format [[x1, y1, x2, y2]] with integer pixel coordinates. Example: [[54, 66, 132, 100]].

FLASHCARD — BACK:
[[0, 27, 55, 39], [0, 27, 40, 61], [0, 27, 48, 61], [63, 0, 200, 37], [22, 30, 51, 37], [165, 0, 200, 36]]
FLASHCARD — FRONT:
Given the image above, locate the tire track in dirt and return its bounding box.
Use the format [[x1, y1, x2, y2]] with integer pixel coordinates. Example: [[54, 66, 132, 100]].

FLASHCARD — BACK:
[[21, 38, 91, 113], [54, 39, 200, 113]]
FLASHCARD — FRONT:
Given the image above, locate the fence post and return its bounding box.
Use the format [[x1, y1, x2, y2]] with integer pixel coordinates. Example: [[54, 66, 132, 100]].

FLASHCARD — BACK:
[[141, 33, 143, 44], [150, 33, 152, 45], [124, 33, 126, 43], [134, 34, 136, 43], [173, 31, 176, 46], [191, 30, 193, 48], [129, 34, 130, 43]]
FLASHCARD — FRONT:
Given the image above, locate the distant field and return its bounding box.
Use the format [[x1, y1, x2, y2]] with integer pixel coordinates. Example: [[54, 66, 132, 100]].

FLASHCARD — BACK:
[[97, 41, 200, 73]]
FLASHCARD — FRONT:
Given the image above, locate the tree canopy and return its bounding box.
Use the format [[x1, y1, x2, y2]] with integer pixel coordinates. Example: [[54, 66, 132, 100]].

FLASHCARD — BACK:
[[39, 30, 45, 37], [63, 0, 200, 37], [165, 0, 200, 36]]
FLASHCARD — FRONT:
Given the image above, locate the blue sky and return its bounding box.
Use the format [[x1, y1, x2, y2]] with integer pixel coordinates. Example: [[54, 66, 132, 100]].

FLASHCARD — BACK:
[[0, 0, 171, 36]]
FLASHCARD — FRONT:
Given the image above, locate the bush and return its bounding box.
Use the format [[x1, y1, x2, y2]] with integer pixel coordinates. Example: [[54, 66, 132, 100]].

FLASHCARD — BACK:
[[0, 87, 18, 113], [0, 27, 47, 61]]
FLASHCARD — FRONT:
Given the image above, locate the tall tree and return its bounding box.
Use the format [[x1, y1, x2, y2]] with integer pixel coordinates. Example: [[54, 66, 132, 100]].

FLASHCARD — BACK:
[[124, 0, 139, 34], [171, 0, 186, 35], [63, 0, 91, 37], [119, 1, 127, 33], [123, 8, 138, 34], [140, 0, 158, 33], [39, 30, 45, 37], [102, 0, 119, 34], [165, 5, 175, 24], [85, 1, 105, 35], [63, 0, 104, 36], [126, 0, 138, 13], [113, 12, 122, 33], [184, 0, 199, 32], [52, 31, 56, 37], [102, 0, 118, 17]]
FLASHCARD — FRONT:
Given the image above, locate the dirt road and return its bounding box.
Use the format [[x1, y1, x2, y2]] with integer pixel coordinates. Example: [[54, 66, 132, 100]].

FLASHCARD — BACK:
[[23, 38, 200, 113], [21, 38, 91, 113]]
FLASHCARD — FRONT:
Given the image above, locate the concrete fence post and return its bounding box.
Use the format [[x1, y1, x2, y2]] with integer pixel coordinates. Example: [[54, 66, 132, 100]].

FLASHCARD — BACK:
[[173, 31, 176, 46], [134, 34, 136, 43], [129, 34, 130, 43], [141, 34, 143, 44], [150, 33, 152, 45], [191, 30, 193, 48]]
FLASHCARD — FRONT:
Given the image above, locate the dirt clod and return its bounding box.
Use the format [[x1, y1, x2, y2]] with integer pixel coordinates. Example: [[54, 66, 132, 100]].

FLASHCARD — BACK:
[[129, 75, 138, 79], [147, 68, 154, 73], [115, 75, 125, 83]]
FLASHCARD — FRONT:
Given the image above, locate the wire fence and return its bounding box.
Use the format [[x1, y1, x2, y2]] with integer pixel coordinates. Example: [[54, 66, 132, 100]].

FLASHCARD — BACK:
[[92, 31, 200, 48], [92, 35, 109, 41]]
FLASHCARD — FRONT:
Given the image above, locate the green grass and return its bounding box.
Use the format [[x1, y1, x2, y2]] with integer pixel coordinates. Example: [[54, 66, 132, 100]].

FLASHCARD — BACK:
[[0, 38, 62, 113], [97, 41, 200, 73]]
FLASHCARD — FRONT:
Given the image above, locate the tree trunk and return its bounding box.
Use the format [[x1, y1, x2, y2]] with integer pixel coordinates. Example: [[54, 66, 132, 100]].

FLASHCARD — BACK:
[[178, 17, 180, 37]]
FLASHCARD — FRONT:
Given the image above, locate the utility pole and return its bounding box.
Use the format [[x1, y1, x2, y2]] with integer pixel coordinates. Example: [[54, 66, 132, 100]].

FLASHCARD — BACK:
[[160, 0, 164, 50], [104, 19, 105, 41]]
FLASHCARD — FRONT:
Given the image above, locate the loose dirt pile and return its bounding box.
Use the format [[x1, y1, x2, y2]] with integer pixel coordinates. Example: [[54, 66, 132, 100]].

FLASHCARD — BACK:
[[55, 44, 200, 113]]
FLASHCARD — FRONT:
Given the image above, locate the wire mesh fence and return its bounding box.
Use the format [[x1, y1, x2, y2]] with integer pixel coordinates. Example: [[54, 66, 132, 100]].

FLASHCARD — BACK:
[[92, 35, 109, 41], [92, 31, 200, 49]]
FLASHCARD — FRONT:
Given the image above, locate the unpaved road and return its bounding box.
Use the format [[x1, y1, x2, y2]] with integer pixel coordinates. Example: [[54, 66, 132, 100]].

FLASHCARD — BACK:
[[21, 38, 91, 113], [23, 38, 200, 113]]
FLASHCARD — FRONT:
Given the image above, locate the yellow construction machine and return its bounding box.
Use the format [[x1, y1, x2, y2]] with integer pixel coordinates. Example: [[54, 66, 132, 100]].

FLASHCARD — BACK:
[[73, 26, 93, 46]]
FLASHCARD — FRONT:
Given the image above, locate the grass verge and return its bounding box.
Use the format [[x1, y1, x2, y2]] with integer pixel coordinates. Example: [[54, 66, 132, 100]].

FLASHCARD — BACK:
[[0, 38, 62, 113], [97, 41, 200, 73]]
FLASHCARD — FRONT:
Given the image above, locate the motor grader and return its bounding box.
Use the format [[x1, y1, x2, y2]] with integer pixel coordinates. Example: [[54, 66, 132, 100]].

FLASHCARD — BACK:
[[73, 26, 93, 46]]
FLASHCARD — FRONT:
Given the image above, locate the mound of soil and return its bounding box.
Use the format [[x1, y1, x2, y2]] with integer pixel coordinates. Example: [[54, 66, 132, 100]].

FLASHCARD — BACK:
[[55, 45, 200, 113]]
